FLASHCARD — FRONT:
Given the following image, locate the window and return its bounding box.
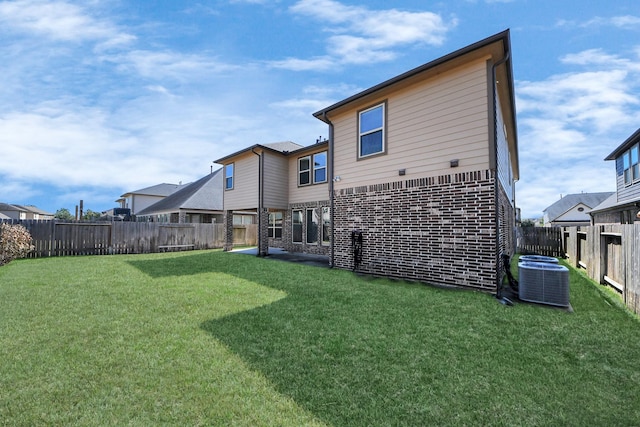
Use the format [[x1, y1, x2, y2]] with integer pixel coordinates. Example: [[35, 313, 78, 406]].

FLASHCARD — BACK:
[[306, 209, 318, 244], [623, 144, 639, 185], [633, 144, 639, 182], [268, 212, 283, 238], [233, 214, 254, 225], [299, 151, 327, 185], [299, 156, 311, 186], [313, 152, 327, 183], [321, 207, 330, 245], [225, 163, 234, 190], [359, 103, 385, 158], [292, 210, 303, 243]]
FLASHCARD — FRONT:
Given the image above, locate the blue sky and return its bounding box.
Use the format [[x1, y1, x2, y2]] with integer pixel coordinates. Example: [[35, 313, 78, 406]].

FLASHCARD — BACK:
[[0, 0, 638, 219]]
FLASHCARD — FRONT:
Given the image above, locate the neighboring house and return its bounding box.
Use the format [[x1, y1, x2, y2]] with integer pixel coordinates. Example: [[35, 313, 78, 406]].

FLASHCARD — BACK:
[[135, 169, 224, 223], [118, 183, 188, 216], [18, 205, 55, 220], [590, 128, 640, 224], [542, 192, 614, 227], [217, 30, 519, 292], [0, 203, 54, 220], [0, 203, 26, 220]]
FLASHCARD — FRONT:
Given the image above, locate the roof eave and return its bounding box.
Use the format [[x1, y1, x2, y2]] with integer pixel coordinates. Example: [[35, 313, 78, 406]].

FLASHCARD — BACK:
[[313, 29, 512, 121], [214, 143, 291, 164], [605, 128, 640, 160]]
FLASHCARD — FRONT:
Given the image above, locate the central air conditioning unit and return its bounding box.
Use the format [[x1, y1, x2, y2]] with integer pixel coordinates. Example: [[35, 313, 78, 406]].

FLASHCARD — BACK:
[[518, 261, 569, 307], [519, 255, 559, 264]]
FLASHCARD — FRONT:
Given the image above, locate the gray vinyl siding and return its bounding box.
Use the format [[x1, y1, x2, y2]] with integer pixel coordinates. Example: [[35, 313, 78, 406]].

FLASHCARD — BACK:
[[615, 156, 640, 202]]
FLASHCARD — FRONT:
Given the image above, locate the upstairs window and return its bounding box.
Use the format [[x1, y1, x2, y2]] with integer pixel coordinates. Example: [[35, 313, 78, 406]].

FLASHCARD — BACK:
[[299, 151, 327, 186], [225, 163, 234, 190], [313, 152, 327, 183], [299, 156, 311, 186], [623, 144, 639, 185], [358, 103, 385, 158]]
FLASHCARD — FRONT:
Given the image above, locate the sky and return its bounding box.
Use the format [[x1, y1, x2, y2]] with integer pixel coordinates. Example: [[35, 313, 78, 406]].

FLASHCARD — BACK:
[[0, 0, 638, 219]]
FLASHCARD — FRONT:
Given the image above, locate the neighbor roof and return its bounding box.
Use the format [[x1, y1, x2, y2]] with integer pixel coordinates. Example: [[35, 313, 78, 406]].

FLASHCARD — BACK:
[[136, 169, 223, 216], [0, 203, 23, 212], [121, 183, 188, 198], [605, 128, 640, 161], [12, 205, 53, 215], [543, 192, 615, 222]]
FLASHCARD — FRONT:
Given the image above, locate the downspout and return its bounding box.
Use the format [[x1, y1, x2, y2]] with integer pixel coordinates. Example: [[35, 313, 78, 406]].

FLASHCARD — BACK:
[[323, 111, 335, 268], [251, 147, 265, 257], [491, 48, 510, 295]]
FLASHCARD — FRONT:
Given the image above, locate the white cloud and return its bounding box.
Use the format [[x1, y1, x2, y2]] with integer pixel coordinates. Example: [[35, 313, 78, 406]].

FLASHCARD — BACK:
[[273, 0, 456, 70], [109, 50, 241, 81], [0, 0, 134, 46], [268, 56, 335, 71], [515, 47, 640, 218], [556, 15, 640, 30]]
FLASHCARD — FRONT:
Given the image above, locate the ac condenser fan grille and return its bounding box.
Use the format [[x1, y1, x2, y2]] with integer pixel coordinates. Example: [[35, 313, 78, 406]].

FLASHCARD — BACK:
[[518, 261, 569, 307]]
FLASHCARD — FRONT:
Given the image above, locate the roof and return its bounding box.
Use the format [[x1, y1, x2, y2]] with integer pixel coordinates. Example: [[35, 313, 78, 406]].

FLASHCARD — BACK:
[[0, 203, 23, 212], [313, 29, 514, 119], [605, 128, 640, 160], [136, 168, 224, 216], [214, 141, 304, 164], [312, 29, 518, 179], [12, 205, 53, 216], [0, 212, 10, 220], [121, 183, 188, 198], [543, 192, 615, 222], [590, 192, 640, 214]]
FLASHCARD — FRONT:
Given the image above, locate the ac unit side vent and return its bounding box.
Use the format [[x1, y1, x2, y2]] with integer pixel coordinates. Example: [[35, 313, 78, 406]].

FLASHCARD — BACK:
[[518, 262, 569, 307]]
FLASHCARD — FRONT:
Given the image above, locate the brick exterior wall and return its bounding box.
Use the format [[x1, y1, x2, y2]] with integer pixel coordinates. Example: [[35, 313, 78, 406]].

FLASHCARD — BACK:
[[258, 208, 269, 256], [268, 201, 331, 256], [223, 209, 234, 251], [497, 182, 516, 286], [332, 170, 500, 291]]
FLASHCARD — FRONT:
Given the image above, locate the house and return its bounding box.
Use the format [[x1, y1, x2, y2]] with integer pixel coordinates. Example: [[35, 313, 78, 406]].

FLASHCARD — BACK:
[[0, 203, 54, 220], [542, 192, 614, 227], [215, 140, 330, 257], [135, 169, 224, 223], [590, 128, 640, 224], [118, 183, 188, 217], [0, 203, 26, 220], [216, 30, 519, 291]]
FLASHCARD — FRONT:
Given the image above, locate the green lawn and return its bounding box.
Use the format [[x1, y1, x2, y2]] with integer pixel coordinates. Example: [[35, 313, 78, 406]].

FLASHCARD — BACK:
[[1, 250, 639, 426]]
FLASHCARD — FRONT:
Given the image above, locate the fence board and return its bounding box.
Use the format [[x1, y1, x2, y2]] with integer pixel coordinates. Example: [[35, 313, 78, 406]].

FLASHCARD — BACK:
[[2, 220, 253, 257], [516, 224, 640, 317], [516, 227, 563, 257]]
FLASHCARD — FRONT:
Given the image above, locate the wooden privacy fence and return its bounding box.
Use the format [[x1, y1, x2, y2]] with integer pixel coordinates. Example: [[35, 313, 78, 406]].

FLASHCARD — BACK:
[[516, 226, 564, 257], [1, 220, 257, 258], [517, 224, 640, 316]]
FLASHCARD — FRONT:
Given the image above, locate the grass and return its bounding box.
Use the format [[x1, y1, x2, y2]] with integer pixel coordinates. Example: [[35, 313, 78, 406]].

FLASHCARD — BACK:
[[1, 250, 639, 426]]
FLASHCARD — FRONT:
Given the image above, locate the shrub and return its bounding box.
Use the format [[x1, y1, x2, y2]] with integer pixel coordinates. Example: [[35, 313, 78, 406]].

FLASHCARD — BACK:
[[0, 223, 34, 266]]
